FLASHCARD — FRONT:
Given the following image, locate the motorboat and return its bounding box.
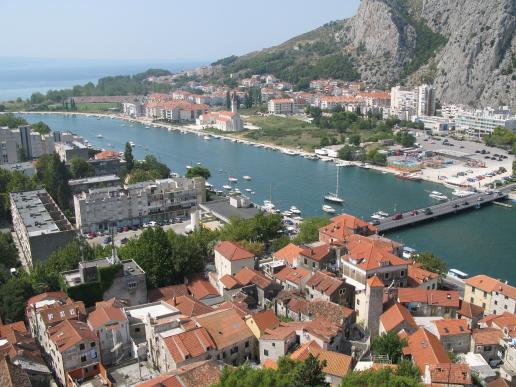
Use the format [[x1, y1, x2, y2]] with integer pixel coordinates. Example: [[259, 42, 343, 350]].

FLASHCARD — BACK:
[[429, 191, 448, 201], [324, 166, 344, 204], [228, 176, 238, 183], [96, 134, 103, 138], [243, 175, 252, 181], [245, 188, 252, 192], [290, 206, 301, 215], [402, 247, 417, 259], [186, 165, 192, 169], [203, 135, 211, 140], [452, 190, 475, 198], [371, 211, 389, 220], [282, 211, 293, 217], [396, 172, 422, 182], [322, 205, 336, 213], [222, 185, 232, 190], [129, 141, 136, 147]]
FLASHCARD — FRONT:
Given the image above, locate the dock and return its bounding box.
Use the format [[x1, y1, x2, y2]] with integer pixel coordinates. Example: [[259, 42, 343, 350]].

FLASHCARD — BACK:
[[376, 189, 511, 233]]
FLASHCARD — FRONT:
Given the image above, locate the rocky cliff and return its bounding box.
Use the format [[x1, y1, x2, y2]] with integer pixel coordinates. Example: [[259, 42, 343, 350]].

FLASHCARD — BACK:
[[217, 0, 516, 109]]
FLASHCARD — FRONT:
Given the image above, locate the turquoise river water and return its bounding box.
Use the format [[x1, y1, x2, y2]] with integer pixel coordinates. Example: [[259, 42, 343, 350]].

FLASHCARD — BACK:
[[19, 113, 516, 283]]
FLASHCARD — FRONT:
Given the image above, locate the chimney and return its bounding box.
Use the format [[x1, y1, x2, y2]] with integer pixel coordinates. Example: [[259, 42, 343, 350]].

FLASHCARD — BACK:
[[171, 296, 176, 306]]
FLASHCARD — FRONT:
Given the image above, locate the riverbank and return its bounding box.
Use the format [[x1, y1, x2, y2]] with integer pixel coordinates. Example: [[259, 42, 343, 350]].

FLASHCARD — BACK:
[[11, 110, 515, 193]]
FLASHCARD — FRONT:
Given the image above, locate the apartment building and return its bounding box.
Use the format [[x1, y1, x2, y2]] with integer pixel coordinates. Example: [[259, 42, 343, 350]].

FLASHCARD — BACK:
[[68, 174, 121, 195], [214, 241, 255, 279], [74, 177, 205, 233], [88, 150, 124, 177], [196, 111, 243, 132], [54, 141, 89, 163], [417, 84, 436, 116], [464, 275, 516, 315], [10, 190, 76, 267], [455, 106, 516, 137], [433, 319, 471, 354], [0, 126, 20, 164], [379, 303, 417, 335], [145, 100, 208, 122], [267, 98, 294, 115], [1, 125, 54, 164], [397, 288, 461, 317]]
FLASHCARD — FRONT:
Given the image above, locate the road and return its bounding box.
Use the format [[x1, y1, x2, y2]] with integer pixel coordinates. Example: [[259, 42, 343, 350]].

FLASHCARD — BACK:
[[377, 190, 509, 232]]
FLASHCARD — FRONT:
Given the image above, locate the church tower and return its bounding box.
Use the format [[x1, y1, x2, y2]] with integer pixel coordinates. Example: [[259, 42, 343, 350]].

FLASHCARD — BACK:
[[231, 93, 237, 113]]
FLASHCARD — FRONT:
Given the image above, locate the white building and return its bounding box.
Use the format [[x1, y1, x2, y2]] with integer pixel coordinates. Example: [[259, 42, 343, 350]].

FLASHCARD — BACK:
[[0, 126, 21, 164], [390, 86, 417, 119], [73, 177, 205, 233], [0, 125, 54, 164], [197, 111, 243, 132], [455, 107, 516, 137], [268, 98, 294, 115], [214, 241, 255, 279], [417, 84, 436, 117]]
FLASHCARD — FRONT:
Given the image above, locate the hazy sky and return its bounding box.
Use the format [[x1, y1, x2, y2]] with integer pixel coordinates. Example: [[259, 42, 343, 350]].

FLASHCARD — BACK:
[[0, 0, 360, 62]]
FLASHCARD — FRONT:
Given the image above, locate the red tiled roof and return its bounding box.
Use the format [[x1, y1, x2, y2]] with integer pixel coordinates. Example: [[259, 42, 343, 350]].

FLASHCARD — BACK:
[[367, 275, 384, 288], [273, 243, 304, 266], [214, 241, 254, 261], [219, 274, 241, 290], [298, 300, 354, 325], [299, 243, 332, 263], [407, 263, 438, 286], [26, 291, 66, 307], [397, 288, 460, 308], [137, 375, 182, 387], [262, 359, 278, 369], [148, 284, 189, 302], [194, 309, 253, 350], [305, 271, 343, 296], [275, 266, 310, 286], [472, 327, 504, 345], [434, 319, 470, 337], [250, 310, 280, 334], [458, 300, 484, 319], [234, 267, 271, 289], [290, 341, 352, 378], [166, 295, 214, 317], [94, 150, 120, 160], [428, 363, 472, 385], [187, 277, 219, 300], [404, 328, 451, 374], [380, 303, 417, 333], [87, 306, 126, 329], [465, 274, 516, 300], [343, 235, 407, 271], [163, 327, 215, 364], [48, 319, 98, 353]]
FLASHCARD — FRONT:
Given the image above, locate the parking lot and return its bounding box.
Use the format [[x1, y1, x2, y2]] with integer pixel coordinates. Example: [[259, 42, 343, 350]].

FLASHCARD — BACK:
[[85, 220, 191, 248]]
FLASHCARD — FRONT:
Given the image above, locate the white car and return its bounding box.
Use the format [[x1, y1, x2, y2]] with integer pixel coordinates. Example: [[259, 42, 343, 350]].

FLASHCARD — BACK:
[[143, 221, 157, 228]]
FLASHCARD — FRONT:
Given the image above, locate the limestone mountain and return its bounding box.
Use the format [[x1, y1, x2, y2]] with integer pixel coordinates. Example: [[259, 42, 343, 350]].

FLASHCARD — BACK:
[[214, 0, 515, 109]]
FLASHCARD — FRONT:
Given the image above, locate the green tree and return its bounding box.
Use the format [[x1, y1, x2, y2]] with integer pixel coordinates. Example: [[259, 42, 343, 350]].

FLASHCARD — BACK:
[[0, 113, 28, 128], [349, 134, 361, 146], [291, 353, 329, 387], [31, 121, 51, 134], [271, 235, 291, 252], [30, 92, 46, 104], [124, 142, 134, 171], [371, 332, 407, 364], [397, 360, 421, 379], [0, 276, 34, 323], [341, 367, 422, 387], [338, 145, 355, 161], [373, 151, 387, 166], [35, 153, 72, 210], [294, 217, 331, 244], [185, 166, 211, 180], [395, 131, 416, 147], [69, 157, 94, 179], [413, 252, 447, 277], [226, 91, 231, 110], [320, 137, 330, 147]]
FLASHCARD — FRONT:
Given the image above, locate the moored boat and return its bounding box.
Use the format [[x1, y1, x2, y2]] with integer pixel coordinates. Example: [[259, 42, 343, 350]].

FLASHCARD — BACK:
[[322, 205, 336, 213]]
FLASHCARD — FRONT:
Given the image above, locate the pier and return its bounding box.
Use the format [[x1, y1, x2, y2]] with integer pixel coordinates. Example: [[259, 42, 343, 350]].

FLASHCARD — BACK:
[[376, 185, 515, 232]]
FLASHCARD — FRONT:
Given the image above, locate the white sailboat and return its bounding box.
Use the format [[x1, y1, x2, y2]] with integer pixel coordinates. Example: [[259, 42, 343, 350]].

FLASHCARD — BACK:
[[322, 205, 336, 213], [324, 167, 344, 204]]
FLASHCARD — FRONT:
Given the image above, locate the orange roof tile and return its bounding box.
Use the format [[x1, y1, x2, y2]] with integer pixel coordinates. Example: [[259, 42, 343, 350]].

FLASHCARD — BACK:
[[250, 310, 280, 334], [166, 295, 214, 317], [275, 266, 310, 286], [219, 274, 241, 290], [299, 243, 332, 263], [472, 327, 504, 345], [343, 235, 407, 271], [262, 359, 278, 369], [26, 291, 67, 307], [367, 275, 384, 288], [148, 284, 189, 302], [428, 363, 472, 385], [214, 241, 254, 261], [187, 277, 219, 300], [380, 303, 417, 333], [305, 271, 343, 296], [397, 288, 460, 308], [458, 300, 484, 319], [137, 375, 182, 387], [465, 275, 501, 293], [407, 263, 439, 286], [434, 319, 470, 337], [49, 319, 98, 353], [193, 309, 253, 350], [94, 150, 120, 160], [404, 328, 451, 373], [234, 267, 271, 289], [273, 243, 304, 266], [87, 306, 126, 329], [163, 327, 215, 364], [291, 341, 352, 378]]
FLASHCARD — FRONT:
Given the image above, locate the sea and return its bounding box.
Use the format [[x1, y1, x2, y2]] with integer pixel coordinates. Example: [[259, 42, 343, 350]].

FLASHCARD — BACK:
[[18, 113, 516, 284], [0, 58, 204, 101]]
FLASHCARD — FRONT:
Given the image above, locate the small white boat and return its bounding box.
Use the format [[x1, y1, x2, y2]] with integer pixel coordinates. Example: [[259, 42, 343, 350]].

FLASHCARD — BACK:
[[402, 247, 417, 259], [205, 182, 213, 189], [290, 206, 301, 215], [282, 211, 293, 217], [168, 128, 173, 132], [203, 135, 211, 140], [107, 143, 112, 147], [234, 188, 241, 193], [452, 190, 475, 198], [197, 162, 202, 165], [129, 141, 136, 147], [96, 134, 103, 138], [429, 191, 448, 201], [223, 185, 232, 190], [243, 175, 252, 181], [251, 191, 256, 195], [322, 205, 336, 213], [186, 165, 192, 169], [245, 188, 252, 192], [228, 176, 238, 183], [293, 216, 303, 221], [371, 210, 389, 220]]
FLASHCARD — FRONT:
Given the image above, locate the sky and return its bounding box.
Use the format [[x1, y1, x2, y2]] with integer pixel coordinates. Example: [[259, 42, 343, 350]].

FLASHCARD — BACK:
[[0, 0, 360, 63]]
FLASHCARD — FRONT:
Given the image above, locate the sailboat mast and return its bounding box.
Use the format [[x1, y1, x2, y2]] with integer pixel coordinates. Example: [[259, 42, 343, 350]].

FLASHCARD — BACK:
[[336, 167, 339, 196]]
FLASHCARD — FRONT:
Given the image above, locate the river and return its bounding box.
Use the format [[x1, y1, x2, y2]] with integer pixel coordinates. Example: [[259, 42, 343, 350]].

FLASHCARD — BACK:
[[19, 113, 516, 284]]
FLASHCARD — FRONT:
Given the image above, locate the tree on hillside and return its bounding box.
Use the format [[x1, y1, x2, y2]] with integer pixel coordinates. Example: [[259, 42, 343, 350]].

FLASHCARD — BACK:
[[341, 366, 422, 387], [0, 276, 34, 323], [36, 153, 72, 210], [70, 157, 94, 179], [185, 166, 211, 180], [371, 332, 407, 364], [291, 353, 329, 387], [226, 91, 231, 110], [413, 252, 447, 277], [0, 233, 19, 283], [124, 142, 134, 171], [349, 134, 361, 146], [294, 217, 331, 244], [31, 121, 51, 135], [338, 145, 355, 161]]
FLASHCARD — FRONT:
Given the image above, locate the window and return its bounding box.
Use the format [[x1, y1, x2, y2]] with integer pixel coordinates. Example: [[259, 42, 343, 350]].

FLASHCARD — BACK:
[[484, 345, 492, 351], [400, 271, 405, 277], [505, 305, 508, 310], [356, 299, 360, 305], [471, 287, 475, 293], [484, 291, 488, 297], [339, 289, 345, 295], [470, 297, 474, 303], [79, 343, 85, 350], [245, 341, 249, 348], [264, 349, 269, 356], [135, 327, 140, 333], [494, 301, 498, 305], [81, 355, 86, 362], [272, 343, 276, 347], [482, 303, 486, 308], [384, 273, 390, 280], [60, 311, 65, 318], [304, 259, 307, 265], [90, 342, 96, 348], [312, 262, 315, 268]]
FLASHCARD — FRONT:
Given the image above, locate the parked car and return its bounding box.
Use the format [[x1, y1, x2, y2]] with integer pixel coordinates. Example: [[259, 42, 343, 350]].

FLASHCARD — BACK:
[[393, 213, 403, 220], [424, 208, 433, 215], [411, 210, 418, 216], [123, 226, 129, 232], [103, 236, 112, 244], [120, 237, 129, 245]]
